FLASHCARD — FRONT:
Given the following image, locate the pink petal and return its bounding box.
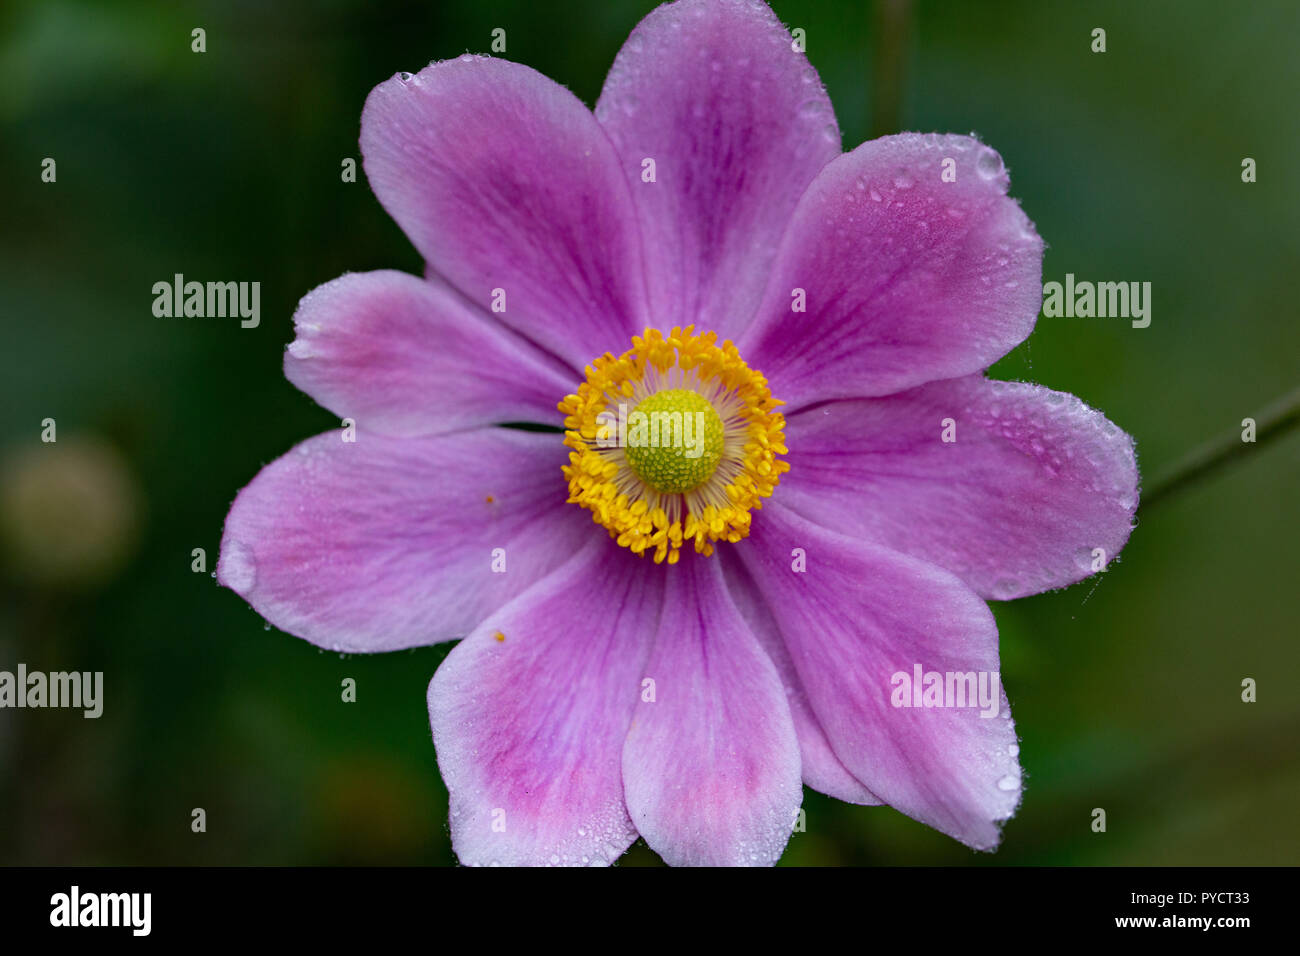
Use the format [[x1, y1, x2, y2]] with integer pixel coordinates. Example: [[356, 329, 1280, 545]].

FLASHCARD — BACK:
[[622, 555, 802, 866], [780, 376, 1139, 600], [738, 503, 1023, 850], [740, 134, 1043, 407], [217, 428, 585, 651], [595, 0, 841, 338], [361, 56, 649, 368], [720, 551, 880, 806], [284, 271, 576, 437], [428, 540, 664, 866]]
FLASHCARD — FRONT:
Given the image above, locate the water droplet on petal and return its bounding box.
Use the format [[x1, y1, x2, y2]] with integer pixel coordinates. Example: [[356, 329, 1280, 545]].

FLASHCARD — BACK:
[[977, 148, 1003, 180], [992, 577, 1019, 599], [221, 541, 257, 594]]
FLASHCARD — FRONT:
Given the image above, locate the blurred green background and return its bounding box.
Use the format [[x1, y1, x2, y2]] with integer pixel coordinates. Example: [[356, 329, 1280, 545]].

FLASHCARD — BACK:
[[1, 0, 1297, 865]]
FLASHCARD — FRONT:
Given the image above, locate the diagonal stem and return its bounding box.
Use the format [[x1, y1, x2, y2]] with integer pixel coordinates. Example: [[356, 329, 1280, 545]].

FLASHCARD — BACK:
[[1141, 383, 1300, 510]]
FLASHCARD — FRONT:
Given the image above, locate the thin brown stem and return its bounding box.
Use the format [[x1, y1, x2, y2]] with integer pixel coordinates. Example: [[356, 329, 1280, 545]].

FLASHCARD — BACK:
[[1142, 383, 1300, 510], [870, 0, 912, 139]]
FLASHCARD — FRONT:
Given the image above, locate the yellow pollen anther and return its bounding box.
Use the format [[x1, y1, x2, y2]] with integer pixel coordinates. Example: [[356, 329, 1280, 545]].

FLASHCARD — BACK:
[[557, 326, 789, 564]]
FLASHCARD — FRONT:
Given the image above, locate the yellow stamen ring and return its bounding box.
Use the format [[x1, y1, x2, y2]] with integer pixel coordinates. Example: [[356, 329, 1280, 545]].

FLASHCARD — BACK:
[[558, 327, 789, 565]]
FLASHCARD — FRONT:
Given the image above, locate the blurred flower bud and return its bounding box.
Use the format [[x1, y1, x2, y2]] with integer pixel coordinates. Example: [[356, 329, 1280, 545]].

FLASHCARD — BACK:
[[0, 435, 142, 589]]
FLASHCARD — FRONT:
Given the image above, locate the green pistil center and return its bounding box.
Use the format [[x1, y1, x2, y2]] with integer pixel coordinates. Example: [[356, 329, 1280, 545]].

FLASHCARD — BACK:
[[623, 389, 724, 494]]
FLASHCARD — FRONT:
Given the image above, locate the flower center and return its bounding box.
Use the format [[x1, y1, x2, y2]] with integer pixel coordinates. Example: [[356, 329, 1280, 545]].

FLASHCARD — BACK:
[[559, 327, 788, 565], [622, 389, 725, 494]]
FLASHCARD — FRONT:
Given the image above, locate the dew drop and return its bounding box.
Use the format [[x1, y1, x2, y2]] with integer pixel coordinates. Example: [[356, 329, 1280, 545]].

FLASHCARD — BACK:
[[976, 149, 1003, 180], [221, 541, 257, 594], [996, 774, 1020, 791]]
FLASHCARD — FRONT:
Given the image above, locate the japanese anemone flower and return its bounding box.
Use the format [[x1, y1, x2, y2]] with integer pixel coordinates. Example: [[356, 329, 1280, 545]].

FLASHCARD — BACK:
[[218, 0, 1138, 866]]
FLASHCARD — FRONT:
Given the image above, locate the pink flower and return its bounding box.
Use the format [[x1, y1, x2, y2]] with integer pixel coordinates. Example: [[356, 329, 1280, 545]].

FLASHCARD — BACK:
[[218, 0, 1138, 865]]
